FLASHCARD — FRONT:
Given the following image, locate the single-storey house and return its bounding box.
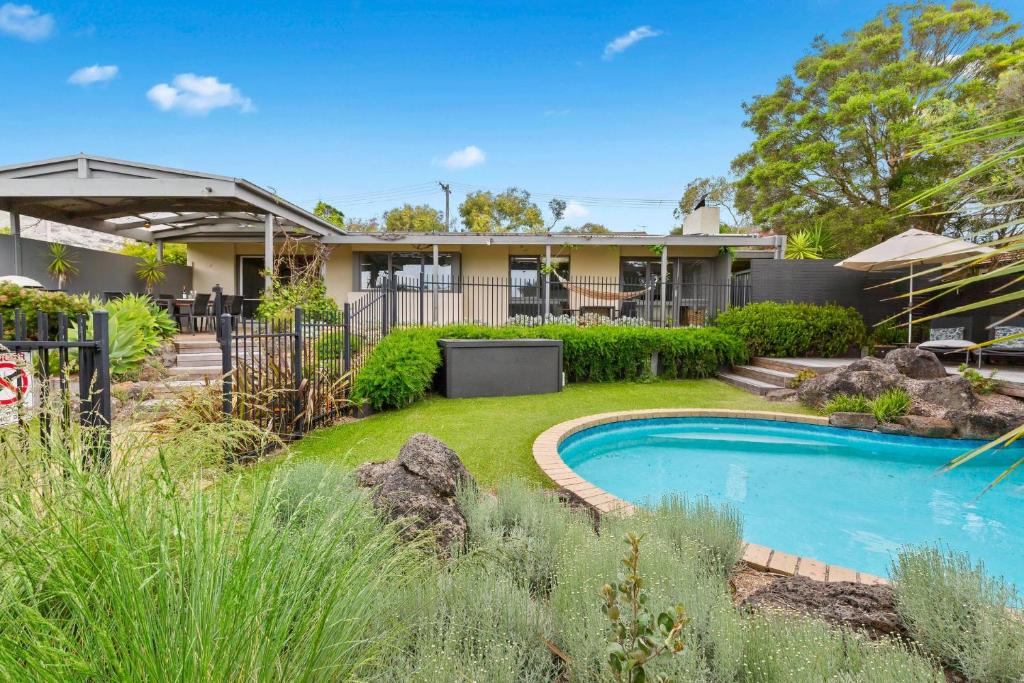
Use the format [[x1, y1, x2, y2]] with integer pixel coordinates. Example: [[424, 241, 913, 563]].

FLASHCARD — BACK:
[[1, 154, 786, 325]]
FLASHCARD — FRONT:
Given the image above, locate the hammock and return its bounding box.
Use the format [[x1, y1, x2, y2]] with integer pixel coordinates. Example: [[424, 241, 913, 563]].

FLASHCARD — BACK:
[[552, 271, 653, 302]]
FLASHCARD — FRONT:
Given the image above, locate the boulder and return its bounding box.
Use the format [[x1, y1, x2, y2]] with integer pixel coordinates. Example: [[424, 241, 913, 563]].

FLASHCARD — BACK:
[[947, 410, 1023, 440], [905, 376, 978, 415], [355, 433, 476, 553], [884, 347, 947, 380], [798, 358, 904, 408], [742, 575, 908, 641], [891, 415, 955, 439], [829, 412, 877, 431]]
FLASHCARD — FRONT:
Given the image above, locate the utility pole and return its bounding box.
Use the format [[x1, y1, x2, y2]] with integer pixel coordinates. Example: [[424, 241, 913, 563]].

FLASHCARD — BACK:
[[438, 181, 451, 231]]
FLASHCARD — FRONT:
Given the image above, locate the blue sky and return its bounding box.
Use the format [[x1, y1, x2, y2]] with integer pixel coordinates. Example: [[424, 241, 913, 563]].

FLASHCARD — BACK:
[[3, 0, 1023, 233]]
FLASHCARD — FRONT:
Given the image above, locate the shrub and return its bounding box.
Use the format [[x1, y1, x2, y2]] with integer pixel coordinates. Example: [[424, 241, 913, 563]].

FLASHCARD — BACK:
[[871, 387, 911, 423], [823, 393, 872, 415], [0, 432, 424, 681], [256, 280, 340, 322], [892, 546, 1024, 682], [715, 302, 867, 357], [0, 281, 94, 337], [960, 363, 998, 394], [352, 324, 749, 410], [315, 330, 362, 362], [67, 294, 176, 378]]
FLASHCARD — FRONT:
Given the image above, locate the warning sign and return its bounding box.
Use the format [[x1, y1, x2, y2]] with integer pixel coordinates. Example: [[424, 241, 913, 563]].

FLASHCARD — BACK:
[[0, 352, 33, 427]]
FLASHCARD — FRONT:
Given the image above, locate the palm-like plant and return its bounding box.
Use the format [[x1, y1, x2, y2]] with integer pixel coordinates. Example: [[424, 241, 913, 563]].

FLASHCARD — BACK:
[[135, 253, 166, 293], [47, 243, 78, 290], [784, 224, 830, 259], [893, 113, 1024, 490]]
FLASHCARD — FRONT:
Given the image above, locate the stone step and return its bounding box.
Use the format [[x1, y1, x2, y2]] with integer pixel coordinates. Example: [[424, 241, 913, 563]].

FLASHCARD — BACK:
[[751, 357, 839, 375], [151, 379, 211, 396], [716, 371, 797, 401], [175, 352, 221, 367], [732, 364, 795, 388], [174, 341, 220, 353], [167, 365, 222, 380]]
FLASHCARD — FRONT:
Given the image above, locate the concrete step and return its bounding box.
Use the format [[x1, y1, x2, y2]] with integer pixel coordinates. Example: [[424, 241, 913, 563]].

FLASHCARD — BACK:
[[716, 371, 797, 401], [167, 365, 222, 380], [175, 341, 220, 353], [751, 357, 838, 375], [732, 364, 795, 388], [175, 352, 221, 367]]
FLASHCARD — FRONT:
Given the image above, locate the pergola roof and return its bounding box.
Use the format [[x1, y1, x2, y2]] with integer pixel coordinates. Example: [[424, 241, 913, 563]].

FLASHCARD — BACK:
[[0, 153, 346, 243]]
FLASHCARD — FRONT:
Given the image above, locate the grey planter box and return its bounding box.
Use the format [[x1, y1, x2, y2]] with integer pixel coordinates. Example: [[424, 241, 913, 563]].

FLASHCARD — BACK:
[[437, 339, 563, 398]]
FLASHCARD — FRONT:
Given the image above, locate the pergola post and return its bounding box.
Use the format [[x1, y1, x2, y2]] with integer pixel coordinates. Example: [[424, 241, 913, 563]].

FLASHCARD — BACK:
[[543, 244, 551, 323], [10, 210, 22, 276], [264, 213, 275, 294], [155, 241, 164, 263], [431, 243, 439, 325], [659, 244, 668, 327]]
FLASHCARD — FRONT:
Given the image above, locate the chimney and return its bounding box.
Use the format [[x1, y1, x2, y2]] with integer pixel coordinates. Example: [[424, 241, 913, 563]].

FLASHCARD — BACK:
[[680, 206, 720, 235]]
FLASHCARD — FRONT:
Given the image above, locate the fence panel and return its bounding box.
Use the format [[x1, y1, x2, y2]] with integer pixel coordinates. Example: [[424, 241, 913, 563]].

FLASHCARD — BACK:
[[0, 309, 112, 463]]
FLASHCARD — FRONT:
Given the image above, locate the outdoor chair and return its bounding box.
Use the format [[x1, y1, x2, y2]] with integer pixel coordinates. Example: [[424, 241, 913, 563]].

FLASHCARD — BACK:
[[220, 295, 243, 332], [191, 292, 212, 332], [978, 317, 1024, 366], [918, 316, 975, 364], [172, 299, 196, 335]]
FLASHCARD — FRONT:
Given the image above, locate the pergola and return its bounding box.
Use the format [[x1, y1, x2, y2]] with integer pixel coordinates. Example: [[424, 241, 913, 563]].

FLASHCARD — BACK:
[[0, 153, 346, 290]]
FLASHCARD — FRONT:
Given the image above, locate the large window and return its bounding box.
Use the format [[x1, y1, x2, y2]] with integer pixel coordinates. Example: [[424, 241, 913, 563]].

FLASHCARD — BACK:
[[356, 251, 460, 290], [508, 256, 570, 315]]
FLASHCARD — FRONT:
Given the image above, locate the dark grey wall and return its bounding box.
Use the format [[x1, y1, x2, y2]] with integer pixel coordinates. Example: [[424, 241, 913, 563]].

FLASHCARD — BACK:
[[747, 259, 909, 326], [0, 234, 192, 296]]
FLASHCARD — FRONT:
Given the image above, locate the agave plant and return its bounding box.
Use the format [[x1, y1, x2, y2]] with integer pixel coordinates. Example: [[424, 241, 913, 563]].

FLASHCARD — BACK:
[[71, 295, 177, 378], [47, 243, 78, 290], [893, 113, 1024, 489]]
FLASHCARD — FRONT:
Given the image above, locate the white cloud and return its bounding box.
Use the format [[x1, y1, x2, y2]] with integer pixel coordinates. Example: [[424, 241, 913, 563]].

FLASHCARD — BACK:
[[68, 64, 118, 86], [544, 108, 571, 117], [564, 201, 590, 220], [441, 145, 486, 170], [0, 3, 54, 41], [602, 25, 662, 60], [146, 73, 253, 115]]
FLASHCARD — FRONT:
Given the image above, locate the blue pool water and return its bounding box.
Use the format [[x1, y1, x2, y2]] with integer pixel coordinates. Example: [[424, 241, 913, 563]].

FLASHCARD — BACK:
[[559, 418, 1024, 586]]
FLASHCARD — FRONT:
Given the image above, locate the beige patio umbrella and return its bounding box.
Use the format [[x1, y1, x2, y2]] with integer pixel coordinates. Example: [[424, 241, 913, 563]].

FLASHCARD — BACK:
[[835, 228, 994, 343]]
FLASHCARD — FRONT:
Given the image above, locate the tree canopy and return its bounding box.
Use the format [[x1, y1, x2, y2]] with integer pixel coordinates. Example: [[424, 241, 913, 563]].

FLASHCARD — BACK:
[[458, 188, 544, 233], [731, 0, 1024, 255], [313, 201, 345, 228], [561, 222, 611, 234], [383, 204, 445, 232]]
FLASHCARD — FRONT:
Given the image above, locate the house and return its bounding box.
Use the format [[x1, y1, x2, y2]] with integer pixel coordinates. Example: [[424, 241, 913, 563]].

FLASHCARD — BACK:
[[0, 154, 785, 325]]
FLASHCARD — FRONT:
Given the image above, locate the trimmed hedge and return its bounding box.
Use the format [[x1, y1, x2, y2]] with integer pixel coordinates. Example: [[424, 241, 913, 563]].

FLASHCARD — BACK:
[[353, 324, 748, 411], [714, 302, 866, 358]]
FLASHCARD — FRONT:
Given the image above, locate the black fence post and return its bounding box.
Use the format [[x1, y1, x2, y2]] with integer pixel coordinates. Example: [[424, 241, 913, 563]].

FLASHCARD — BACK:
[[419, 272, 425, 326], [219, 313, 233, 415], [292, 307, 304, 437], [92, 309, 112, 465], [343, 303, 352, 373], [382, 284, 391, 337], [213, 284, 224, 341]]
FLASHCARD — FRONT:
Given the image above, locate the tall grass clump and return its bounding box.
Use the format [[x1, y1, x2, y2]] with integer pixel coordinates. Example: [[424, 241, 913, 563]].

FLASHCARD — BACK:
[[823, 393, 873, 415], [871, 387, 911, 423], [892, 546, 1024, 682], [0, 432, 424, 681]]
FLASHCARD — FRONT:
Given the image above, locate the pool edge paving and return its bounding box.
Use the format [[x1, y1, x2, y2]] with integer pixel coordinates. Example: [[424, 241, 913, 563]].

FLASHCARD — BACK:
[[532, 409, 890, 587]]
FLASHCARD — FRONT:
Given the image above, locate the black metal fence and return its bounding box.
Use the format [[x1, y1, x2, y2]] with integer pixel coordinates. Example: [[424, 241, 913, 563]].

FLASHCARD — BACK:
[[0, 309, 112, 462], [379, 274, 743, 327]]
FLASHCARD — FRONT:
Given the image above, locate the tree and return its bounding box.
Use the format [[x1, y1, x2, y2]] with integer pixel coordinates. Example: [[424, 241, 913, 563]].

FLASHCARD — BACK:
[[120, 242, 187, 265], [383, 204, 445, 232], [562, 222, 611, 234], [47, 243, 78, 290], [731, 1, 1024, 255], [135, 253, 166, 294], [673, 176, 746, 228], [313, 201, 345, 228], [345, 217, 380, 232], [547, 198, 567, 230], [458, 187, 544, 233]]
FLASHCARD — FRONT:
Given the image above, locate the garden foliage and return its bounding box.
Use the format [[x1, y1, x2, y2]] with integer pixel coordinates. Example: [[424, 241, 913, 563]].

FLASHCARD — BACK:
[[71, 294, 177, 378], [256, 280, 341, 323], [892, 546, 1024, 682], [0, 282, 93, 336], [353, 324, 749, 410], [715, 302, 866, 358]]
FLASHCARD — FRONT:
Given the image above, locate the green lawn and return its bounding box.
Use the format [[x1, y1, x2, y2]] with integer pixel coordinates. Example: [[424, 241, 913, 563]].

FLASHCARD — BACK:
[[269, 379, 812, 488]]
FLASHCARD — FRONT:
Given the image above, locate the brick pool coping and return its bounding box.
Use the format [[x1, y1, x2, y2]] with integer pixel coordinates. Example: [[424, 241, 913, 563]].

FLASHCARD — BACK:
[[533, 409, 889, 586]]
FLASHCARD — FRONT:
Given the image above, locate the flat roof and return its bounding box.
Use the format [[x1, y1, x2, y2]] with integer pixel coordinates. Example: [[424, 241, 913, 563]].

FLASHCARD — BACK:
[[323, 230, 782, 248]]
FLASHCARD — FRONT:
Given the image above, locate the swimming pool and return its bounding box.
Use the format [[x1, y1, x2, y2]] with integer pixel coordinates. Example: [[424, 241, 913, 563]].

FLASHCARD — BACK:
[[558, 417, 1024, 587]]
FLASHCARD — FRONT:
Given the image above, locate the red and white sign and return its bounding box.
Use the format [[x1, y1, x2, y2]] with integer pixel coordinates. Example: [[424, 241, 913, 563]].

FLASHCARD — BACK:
[[0, 352, 33, 427]]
